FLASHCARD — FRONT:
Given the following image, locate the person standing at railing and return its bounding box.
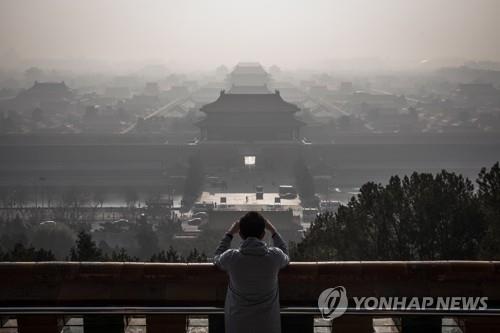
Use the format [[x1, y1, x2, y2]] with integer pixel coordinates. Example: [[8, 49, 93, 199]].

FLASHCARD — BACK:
[[214, 211, 290, 333]]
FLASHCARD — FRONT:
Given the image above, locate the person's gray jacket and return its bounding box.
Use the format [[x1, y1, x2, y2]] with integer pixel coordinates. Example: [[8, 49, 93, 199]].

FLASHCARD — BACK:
[[214, 233, 290, 333]]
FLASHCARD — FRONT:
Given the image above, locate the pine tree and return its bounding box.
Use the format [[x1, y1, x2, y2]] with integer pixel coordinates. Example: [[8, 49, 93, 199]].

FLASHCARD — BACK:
[[70, 231, 103, 261]]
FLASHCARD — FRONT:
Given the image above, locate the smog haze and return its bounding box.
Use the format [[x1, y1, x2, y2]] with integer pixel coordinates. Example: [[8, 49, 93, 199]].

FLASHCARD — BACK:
[[1, 0, 500, 71]]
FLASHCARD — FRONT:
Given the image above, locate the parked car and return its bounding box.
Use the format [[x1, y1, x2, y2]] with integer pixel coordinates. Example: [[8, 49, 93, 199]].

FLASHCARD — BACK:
[[279, 185, 297, 199], [40, 220, 56, 226], [192, 212, 208, 220], [186, 218, 203, 226]]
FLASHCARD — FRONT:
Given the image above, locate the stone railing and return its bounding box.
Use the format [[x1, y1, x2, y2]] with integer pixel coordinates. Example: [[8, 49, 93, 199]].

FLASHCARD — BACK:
[[1, 261, 499, 332]]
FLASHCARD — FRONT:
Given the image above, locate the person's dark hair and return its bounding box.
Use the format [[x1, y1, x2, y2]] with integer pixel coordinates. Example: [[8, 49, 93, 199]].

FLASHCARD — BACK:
[[239, 211, 266, 239]]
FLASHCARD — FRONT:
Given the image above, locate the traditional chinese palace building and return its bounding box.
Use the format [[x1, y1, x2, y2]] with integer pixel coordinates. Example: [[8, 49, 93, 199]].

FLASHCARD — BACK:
[[197, 90, 304, 142]]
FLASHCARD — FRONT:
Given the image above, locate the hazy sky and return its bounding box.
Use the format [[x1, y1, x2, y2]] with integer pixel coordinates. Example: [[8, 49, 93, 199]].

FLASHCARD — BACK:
[[1, 0, 500, 70]]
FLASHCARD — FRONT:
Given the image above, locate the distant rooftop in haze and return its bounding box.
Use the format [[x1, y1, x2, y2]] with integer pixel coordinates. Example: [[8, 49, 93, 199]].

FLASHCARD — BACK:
[[197, 90, 303, 142], [228, 62, 270, 89], [228, 85, 271, 94], [0, 81, 74, 112], [200, 90, 299, 113], [19, 81, 72, 101], [230, 62, 268, 75]]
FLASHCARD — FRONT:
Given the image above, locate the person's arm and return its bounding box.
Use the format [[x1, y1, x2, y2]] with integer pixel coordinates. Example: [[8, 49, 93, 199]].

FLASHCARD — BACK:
[[271, 232, 289, 255], [213, 221, 239, 270], [265, 219, 290, 268], [214, 233, 233, 256]]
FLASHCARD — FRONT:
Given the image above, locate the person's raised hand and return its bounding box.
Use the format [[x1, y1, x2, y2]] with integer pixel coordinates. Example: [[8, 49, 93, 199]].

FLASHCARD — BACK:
[[265, 219, 277, 235], [227, 221, 240, 235]]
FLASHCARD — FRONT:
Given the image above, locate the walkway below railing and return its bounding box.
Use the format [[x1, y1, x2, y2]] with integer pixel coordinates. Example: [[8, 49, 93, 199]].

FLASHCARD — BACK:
[[1, 261, 500, 332]]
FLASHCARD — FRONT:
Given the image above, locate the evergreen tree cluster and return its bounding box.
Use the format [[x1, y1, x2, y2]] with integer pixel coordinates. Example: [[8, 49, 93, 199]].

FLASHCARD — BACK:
[[0, 243, 55, 261], [292, 163, 500, 261], [1, 230, 209, 263]]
